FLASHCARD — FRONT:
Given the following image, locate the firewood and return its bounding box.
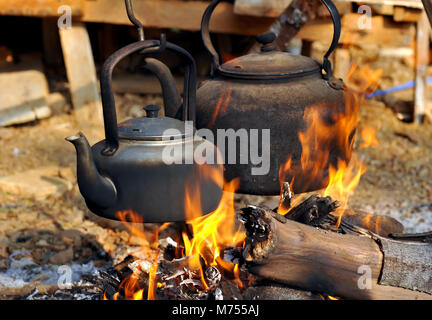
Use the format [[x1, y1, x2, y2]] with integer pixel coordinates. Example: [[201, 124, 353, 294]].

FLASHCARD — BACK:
[[242, 281, 322, 300], [283, 194, 339, 226], [341, 209, 405, 237], [276, 189, 404, 237], [390, 232, 432, 243], [373, 233, 432, 294], [277, 182, 292, 213], [239, 205, 432, 300]]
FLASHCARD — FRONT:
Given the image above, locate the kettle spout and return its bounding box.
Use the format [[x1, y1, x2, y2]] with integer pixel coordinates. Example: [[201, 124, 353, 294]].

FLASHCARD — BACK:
[[66, 132, 117, 209]]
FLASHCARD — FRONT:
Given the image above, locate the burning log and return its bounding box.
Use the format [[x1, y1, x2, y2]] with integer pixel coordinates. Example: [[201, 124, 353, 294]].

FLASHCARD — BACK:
[[342, 209, 405, 237], [282, 194, 339, 226], [276, 182, 404, 237], [239, 205, 432, 300]]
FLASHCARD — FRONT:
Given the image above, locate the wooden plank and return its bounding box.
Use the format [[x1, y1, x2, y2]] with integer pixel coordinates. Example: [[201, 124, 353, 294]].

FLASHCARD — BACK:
[[59, 22, 102, 123], [333, 48, 351, 79], [0, 0, 83, 17], [370, 4, 395, 15], [422, 0, 432, 25], [82, 0, 275, 36], [234, 0, 293, 18], [415, 11, 431, 124], [296, 13, 416, 47], [335, 0, 423, 9], [394, 6, 423, 21]]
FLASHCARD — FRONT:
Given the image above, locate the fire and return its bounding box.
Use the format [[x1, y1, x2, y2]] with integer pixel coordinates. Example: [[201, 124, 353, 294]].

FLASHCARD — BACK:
[[182, 164, 245, 289], [278, 63, 381, 225], [104, 164, 244, 300], [358, 125, 379, 149]]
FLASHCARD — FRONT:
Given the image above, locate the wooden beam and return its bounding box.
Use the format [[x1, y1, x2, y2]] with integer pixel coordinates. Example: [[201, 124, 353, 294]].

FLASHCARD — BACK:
[[296, 13, 416, 47], [333, 48, 351, 80], [0, 0, 83, 17], [415, 11, 431, 124], [82, 0, 275, 36], [335, 0, 423, 9], [234, 0, 293, 18], [59, 22, 102, 123], [394, 6, 423, 22]]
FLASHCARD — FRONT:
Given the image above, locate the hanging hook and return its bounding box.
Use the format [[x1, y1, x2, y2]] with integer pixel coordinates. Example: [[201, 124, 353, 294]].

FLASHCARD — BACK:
[[125, 0, 145, 41]]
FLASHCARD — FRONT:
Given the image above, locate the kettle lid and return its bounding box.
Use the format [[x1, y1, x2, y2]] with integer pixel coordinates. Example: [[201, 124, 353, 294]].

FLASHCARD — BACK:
[[218, 33, 320, 80], [220, 52, 321, 80], [118, 105, 190, 141]]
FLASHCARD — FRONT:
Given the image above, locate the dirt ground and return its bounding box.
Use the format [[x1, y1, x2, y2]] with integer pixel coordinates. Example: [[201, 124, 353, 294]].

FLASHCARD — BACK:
[[0, 93, 431, 299]]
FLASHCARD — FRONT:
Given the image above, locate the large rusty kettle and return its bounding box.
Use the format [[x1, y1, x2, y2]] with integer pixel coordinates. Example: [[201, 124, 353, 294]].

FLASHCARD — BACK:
[[192, 0, 357, 195]]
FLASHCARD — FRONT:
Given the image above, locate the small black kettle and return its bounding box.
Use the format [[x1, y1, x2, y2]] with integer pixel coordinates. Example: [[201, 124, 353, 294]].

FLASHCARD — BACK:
[[66, 38, 224, 223]]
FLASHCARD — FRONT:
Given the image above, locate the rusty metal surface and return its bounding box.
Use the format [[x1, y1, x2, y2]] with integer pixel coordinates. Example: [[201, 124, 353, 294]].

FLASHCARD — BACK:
[[193, 0, 351, 195], [195, 74, 351, 195]]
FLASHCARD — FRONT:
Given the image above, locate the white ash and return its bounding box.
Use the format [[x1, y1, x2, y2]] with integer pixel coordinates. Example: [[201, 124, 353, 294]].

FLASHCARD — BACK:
[[158, 237, 178, 249], [128, 259, 152, 274], [222, 248, 241, 264], [0, 255, 100, 288], [213, 287, 223, 300]]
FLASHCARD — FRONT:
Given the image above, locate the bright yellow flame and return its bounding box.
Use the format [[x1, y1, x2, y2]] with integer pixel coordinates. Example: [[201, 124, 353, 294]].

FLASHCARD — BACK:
[[183, 169, 245, 289], [277, 64, 381, 226], [133, 289, 144, 301], [105, 163, 245, 300]]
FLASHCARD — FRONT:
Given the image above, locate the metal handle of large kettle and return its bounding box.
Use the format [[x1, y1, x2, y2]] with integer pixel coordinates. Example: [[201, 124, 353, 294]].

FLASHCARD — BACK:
[[99, 36, 197, 156], [201, 0, 341, 79]]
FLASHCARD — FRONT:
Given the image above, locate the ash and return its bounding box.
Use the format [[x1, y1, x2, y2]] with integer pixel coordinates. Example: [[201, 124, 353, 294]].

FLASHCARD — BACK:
[[0, 254, 104, 300]]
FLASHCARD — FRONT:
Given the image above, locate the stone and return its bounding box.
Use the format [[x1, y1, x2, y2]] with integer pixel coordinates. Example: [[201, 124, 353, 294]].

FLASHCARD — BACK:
[[58, 167, 76, 184], [0, 259, 9, 270], [0, 241, 8, 259], [0, 167, 72, 199], [49, 247, 74, 265], [35, 239, 49, 247], [0, 58, 51, 127], [47, 92, 68, 115]]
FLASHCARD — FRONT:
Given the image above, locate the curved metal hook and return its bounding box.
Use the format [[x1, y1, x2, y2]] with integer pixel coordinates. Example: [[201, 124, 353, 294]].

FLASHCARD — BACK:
[[125, 0, 145, 41]]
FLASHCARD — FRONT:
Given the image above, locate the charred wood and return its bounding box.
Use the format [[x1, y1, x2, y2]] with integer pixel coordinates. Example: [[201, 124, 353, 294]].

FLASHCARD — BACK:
[[239, 205, 432, 300]]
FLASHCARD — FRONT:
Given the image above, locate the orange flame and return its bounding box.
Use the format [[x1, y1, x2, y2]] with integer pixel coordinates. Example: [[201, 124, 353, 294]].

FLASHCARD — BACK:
[[105, 162, 244, 300], [278, 63, 381, 225], [183, 167, 245, 289]]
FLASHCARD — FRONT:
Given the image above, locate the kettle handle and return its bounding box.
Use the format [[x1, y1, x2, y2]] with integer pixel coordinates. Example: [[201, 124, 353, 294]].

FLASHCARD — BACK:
[[99, 38, 197, 156], [201, 0, 341, 79]]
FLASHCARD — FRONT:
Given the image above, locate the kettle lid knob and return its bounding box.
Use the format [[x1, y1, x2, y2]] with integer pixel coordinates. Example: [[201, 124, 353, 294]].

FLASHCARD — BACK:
[[256, 32, 277, 52], [144, 105, 161, 118], [256, 32, 276, 45]]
